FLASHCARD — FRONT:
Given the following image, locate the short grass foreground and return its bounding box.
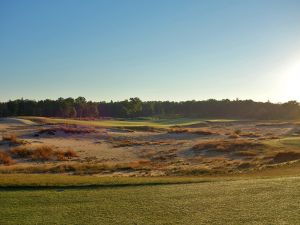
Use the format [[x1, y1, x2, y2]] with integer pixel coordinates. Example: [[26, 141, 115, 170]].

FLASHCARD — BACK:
[[0, 175, 300, 225]]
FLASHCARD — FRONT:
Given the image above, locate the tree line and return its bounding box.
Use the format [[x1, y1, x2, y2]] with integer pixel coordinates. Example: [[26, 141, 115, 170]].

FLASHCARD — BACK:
[[0, 97, 300, 120]]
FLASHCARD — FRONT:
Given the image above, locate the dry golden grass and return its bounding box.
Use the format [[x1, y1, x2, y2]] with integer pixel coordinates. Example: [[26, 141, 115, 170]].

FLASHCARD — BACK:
[[2, 134, 17, 142], [10, 146, 32, 158], [1, 134, 27, 145], [9, 145, 78, 162], [0, 152, 15, 165], [168, 128, 216, 135], [30, 146, 55, 161], [0, 161, 152, 174], [55, 149, 79, 161]]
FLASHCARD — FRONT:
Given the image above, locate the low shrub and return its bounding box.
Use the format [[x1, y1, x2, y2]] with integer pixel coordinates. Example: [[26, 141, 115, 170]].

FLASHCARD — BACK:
[[0, 152, 15, 165], [2, 134, 27, 146], [63, 149, 78, 158], [10, 145, 78, 162], [55, 149, 78, 161], [30, 146, 54, 161], [2, 134, 17, 142], [10, 146, 32, 157]]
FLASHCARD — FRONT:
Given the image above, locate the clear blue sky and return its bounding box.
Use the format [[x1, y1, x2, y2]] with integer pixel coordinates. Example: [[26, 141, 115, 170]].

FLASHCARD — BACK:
[[1, 0, 300, 102]]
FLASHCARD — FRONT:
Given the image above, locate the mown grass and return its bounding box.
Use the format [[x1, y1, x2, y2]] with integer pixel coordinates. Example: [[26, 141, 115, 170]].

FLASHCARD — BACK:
[[0, 175, 299, 225], [21, 116, 235, 128], [0, 174, 211, 187]]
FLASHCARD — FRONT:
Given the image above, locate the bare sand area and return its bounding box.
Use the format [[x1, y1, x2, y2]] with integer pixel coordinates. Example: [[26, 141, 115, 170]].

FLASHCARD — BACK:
[[1, 117, 300, 176]]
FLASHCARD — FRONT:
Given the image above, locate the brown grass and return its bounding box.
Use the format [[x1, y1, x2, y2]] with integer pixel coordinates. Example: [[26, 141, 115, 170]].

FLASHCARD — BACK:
[[10, 146, 32, 158], [228, 133, 239, 139], [2, 134, 17, 142], [0, 161, 152, 174], [272, 151, 300, 163], [38, 126, 96, 135], [9, 145, 78, 162], [55, 149, 79, 161], [112, 139, 170, 148], [234, 150, 258, 157], [30, 146, 54, 161], [168, 128, 216, 135], [0, 152, 15, 165], [63, 149, 78, 158], [192, 139, 264, 152], [239, 132, 261, 138], [112, 139, 150, 147], [2, 134, 27, 145], [234, 129, 242, 135]]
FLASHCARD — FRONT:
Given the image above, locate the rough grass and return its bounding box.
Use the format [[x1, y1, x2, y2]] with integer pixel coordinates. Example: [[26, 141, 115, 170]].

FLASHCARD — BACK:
[[112, 139, 152, 147], [168, 128, 216, 135], [0, 152, 15, 165], [272, 151, 300, 163], [111, 139, 169, 148], [0, 176, 300, 225], [38, 126, 96, 135], [9, 146, 32, 158], [1, 134, 27, 146], [234, 150, 258, 157], [192, 139, 265, 152], [9, 146, 78, 162], [2, 134, 17, 142], [0, 161, 151, 174]]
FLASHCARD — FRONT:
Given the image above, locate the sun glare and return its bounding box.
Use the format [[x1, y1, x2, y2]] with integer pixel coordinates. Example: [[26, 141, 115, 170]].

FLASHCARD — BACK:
[[282, 61, 300, 101]]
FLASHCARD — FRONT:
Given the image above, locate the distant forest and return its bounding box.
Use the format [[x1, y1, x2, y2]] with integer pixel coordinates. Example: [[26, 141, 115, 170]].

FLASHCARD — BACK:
[[0, 97, 300, 120]]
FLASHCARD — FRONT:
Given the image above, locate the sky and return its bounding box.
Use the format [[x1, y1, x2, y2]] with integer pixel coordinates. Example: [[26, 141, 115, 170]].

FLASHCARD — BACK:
[[1, 0, 300, 103]]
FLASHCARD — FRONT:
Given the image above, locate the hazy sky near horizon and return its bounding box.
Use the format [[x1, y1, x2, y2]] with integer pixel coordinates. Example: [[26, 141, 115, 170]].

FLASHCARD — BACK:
[[1, 0, 300, 102]]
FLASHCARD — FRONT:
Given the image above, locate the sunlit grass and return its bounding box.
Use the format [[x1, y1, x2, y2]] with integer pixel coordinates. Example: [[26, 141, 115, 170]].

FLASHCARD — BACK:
[[1, 176, 300, 225], [21, 116, 237, 128]]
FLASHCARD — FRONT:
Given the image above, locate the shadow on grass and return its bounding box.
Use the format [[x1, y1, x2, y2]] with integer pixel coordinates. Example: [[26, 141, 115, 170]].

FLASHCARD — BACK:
[[0, 180, 213, 191]]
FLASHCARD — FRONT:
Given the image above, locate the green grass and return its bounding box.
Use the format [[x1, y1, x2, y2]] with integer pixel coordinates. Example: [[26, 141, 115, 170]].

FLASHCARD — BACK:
[[0, 174, 211, 187], [264, 137, 300, 149], [279, 137, 300, 147], [0, 176, 299, 225], [21, 116, 236, 128]]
